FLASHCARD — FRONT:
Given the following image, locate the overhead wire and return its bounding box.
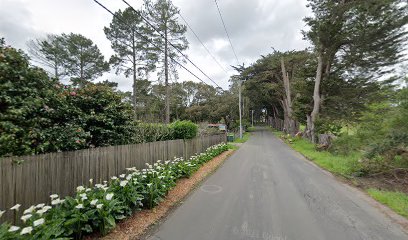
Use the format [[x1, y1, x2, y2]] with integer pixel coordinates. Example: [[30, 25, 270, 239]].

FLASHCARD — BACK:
[[178, 12, 228, 74], [214, 0, 240, 65], [120, 0, 222, 89], [92, 0, 212, 87]]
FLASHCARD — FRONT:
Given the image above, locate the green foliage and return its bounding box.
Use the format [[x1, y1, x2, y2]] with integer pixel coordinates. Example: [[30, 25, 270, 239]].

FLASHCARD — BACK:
[[0, 43, 60, 156], [274, 131, 362, 177], [144, 0, 188, 76], [332, 87, 408, 174], [314, 117, 342, 136], [28, 33, 109, 83], [169, 120, 198, 139], [328, 134, 361, 156], [367, 189, 408, 218], [232, 132, 251, 144], [27, 34, 68, 79], [104, 7, 156, 78], [0, 143, 228, 239], [62, 33, 110, 84], [132, 123, 174, 143]]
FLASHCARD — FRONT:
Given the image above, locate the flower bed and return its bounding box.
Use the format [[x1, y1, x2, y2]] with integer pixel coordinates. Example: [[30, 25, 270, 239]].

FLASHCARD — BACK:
[[0, 143, 228, 239]]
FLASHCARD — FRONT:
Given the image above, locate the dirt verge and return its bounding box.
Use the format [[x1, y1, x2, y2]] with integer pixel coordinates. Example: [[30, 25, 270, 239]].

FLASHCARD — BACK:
[[91, 149, 234, 240]]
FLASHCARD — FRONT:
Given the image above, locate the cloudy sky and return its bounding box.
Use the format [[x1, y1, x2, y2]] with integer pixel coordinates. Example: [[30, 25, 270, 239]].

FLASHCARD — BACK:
[[0, 0, 311, 91]]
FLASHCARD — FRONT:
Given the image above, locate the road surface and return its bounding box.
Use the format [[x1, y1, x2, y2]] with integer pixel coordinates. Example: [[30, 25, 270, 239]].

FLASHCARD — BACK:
[[146, 128, 408, 240]]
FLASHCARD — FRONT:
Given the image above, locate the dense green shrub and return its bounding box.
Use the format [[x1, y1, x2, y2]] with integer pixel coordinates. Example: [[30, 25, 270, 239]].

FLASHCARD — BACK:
[[328, 134, 361, 156], [132, 123, 174, 143], [0, 43, 201, 157], [0, 143, 228, 239], [169, 120, 198, 139]]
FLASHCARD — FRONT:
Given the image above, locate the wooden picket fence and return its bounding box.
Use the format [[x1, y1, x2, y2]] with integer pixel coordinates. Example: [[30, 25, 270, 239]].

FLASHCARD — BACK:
[[0, 134, 226, 224]]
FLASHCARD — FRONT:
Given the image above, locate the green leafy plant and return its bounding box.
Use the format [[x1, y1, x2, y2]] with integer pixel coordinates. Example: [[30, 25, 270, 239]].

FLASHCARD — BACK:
[[169, 120, 198, 139], [0, 143, 228, 239]]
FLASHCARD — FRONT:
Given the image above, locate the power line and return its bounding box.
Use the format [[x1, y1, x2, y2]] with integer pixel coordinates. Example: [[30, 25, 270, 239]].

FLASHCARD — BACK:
[[92, 0, 211, 88], [214, 0, 240, 65], [178, 12, 228, 74], [121, 0, 222, 89]]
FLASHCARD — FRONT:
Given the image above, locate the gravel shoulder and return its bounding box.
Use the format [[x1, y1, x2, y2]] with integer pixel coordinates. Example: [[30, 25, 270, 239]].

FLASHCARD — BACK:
[[95, 149, 235, 240]]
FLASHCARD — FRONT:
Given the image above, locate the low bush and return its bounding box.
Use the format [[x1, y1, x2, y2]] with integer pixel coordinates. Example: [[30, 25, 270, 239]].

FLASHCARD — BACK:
[[132, 123, 174, 143], [0, 143, 228, 239], [169, 120, 198, 139]]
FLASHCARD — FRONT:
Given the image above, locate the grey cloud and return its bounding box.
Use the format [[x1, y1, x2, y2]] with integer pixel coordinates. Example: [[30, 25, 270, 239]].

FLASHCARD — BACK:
[[0, 0, 42, 49]]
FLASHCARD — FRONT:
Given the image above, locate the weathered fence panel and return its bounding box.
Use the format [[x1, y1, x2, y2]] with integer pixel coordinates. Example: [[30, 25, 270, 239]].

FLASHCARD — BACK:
[[0, 134, 226, 224]]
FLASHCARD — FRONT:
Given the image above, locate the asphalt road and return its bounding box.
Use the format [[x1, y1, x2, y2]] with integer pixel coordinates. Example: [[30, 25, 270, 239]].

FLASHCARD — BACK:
[[146, 128, 408, 240]]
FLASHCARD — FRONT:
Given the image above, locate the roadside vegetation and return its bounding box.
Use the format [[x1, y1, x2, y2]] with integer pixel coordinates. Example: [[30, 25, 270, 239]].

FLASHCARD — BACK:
[[232, 132, 251, 144], [234, 0, 408, 220], [367, 189, 408, 219], [0, 143, 229, 239]]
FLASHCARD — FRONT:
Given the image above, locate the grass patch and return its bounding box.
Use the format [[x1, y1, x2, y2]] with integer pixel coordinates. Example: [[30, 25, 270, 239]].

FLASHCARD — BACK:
[[271, 131, 361, 177], [271, 129, 408, 219], [247, 126, 256, 132], [226, 143, 239, 150], [233, 132, 251, 143], [367, 189, 408, 218]]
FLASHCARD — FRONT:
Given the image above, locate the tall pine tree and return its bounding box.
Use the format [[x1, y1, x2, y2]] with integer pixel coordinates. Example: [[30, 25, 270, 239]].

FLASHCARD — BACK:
[[144, 0, 188, 123], [62, 33, 110, 86], [104, 7, 157, 115]]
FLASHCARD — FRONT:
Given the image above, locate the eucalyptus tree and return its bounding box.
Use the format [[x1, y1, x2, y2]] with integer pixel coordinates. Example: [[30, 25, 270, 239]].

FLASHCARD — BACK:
[[144, 0, 189, 123], [27, 34, 67, 79], [104, 7, 157, 114], [303, 0, 408, 142]]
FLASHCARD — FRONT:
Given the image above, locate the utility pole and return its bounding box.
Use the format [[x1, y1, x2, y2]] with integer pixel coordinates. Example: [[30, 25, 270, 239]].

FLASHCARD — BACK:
[[251, 110, 254, 127], [238, 78, 243, 139]]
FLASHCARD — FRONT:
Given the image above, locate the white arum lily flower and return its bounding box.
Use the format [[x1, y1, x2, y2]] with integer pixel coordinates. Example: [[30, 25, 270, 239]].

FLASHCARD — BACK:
[[43, 206, 52, 211], [111, 176, 118, 180], [51, 198, 62, 205], [89, 178, 93, 184], [8, 226, 20, 232], [146, 183, 152, 188], [76, 204, 84, 209], [106, 193, 114, 201], [0, 210, 5, 218], [96, 204, 103, 209], [90, 199, 98, 206], [50, 194, 58, 199], [119, 174, 126, 178], [76, 186, 85, 192], [95, 184, 103, 188], [20, 214, 32, 222], [36, 203, 45, 209], [20, 226, 33, 235], [126, 175, 132, 180], [80, 193, 88, 200], [85, 188, 91, 192], [23, 206, 35, 214], [33, 218, 45, 227], [10, 204, 21, 211], [37, 206, 51, 216], [120, 180, 128, 187]]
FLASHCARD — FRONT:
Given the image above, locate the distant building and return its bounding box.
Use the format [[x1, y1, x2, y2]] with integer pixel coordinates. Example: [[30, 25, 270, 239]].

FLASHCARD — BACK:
[[208, 123, 226, 132]]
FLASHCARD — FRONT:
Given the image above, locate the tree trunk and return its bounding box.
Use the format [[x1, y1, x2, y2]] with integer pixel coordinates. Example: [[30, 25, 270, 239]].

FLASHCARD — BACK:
[[164, 28, 170, 124], [280, 57, 297, 136], [307, 52, 324, 143], [132, 31, 138, 117]]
